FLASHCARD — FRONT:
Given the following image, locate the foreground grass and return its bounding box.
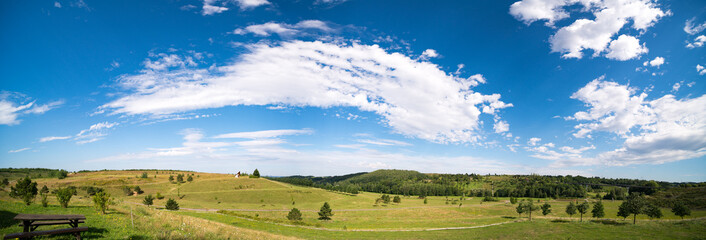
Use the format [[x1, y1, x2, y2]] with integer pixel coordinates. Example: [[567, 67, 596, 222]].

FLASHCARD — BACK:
[[182, 211, 706, 239]]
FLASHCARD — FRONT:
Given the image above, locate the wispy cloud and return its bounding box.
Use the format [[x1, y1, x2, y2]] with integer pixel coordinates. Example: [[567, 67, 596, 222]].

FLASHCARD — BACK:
[[8, 147, 31, 153], [213, 129, 313, 139], [39, 122, 119, 144], [0, 93, 63, 125]]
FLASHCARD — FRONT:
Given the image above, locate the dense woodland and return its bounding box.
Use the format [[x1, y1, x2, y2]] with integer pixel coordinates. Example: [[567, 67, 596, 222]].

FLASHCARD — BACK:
[[269, 169, 687, 200]]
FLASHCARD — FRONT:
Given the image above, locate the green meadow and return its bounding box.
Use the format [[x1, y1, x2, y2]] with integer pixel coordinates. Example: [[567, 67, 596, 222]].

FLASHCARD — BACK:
[[1, 170, 704, 239]]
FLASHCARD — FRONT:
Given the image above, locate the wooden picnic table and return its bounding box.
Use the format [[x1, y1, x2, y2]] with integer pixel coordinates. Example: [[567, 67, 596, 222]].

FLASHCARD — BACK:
[[4, 214, 87, 240]]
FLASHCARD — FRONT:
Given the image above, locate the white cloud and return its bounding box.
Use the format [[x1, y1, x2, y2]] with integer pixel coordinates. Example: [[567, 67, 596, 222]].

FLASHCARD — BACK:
[[201, 0, 268, 15], [687, 35, 706, 49], [0, 95, 62, 125], [54, 2, 61, 8], [39, 136, 72, 142], [356, 138, 411, 146], [420, 49, 439, 59], [493, 120, 509, 133], [698, 64, 706, 75], [234, 20, 332, 37], [74, 122, 119, 144], [528, 137, 541, 146], [101, 40, 511, 144], [560, 78, 706, 166], [511, 0, 667, 60], [213, 129, 313, 139], [8, 147, 30, 153], [684, 18, 706, 35], [642, 56, 664, 68], [604, 35, 648, 61], [672, 82, 681, 92]]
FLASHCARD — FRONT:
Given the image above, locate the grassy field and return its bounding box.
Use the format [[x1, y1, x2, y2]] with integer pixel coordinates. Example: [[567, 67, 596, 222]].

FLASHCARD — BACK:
[[1, 170, 704, 239]]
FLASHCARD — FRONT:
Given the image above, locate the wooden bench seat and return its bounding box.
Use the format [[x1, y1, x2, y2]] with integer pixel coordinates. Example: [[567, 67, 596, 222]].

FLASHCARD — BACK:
[[19, 220, 85, 226], [3, 227, 88, 240]]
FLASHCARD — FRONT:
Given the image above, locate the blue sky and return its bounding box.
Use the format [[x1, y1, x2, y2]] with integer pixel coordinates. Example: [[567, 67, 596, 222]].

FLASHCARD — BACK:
[[1, 0, 705, 182]]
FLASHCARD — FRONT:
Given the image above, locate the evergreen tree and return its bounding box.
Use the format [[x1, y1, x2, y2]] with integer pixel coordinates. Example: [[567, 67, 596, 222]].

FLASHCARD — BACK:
[[565, 201, 577, 219], [617, 202, 630, 220], [143, 195, 155, 207], [318, 202, 333, 220], [541, 203, 552, 216], [423, 198, 428, 204], [165, 198, 179, 210], [287, 208, 303, 221], [251, 169, 261, 178], [1, 178, 8, 186], [645, 204, 662, 219], [671, 202, 691, 220], [10, 177, 38, 205], [525, 200, 539, 221], [176, 174, 184, 182], [134, 186, 144, 194], [510, 197, 517, 204], [577, 201, 590, 222], [169, 175, 174, 182], [187, 175, 193, 182], [592, 201, 605, 218]]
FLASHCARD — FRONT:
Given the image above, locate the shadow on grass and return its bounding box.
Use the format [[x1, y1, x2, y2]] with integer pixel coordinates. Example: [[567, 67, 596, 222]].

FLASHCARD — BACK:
[[551, 219, 570, 223], [81, 227, 108, 238], [501, 216, 517, 219], [590, 219, 627, 226], [0, 210, 18, 228]]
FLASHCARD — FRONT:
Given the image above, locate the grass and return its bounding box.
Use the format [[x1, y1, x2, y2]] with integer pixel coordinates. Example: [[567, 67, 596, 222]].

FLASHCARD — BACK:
[[1, 170, 704, 239]]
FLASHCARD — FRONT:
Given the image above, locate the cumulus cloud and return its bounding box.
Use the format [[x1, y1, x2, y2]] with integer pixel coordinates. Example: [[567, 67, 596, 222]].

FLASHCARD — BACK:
[[101, 40, 511, 144], [684, 18, 706, 35], [0, 94, 63, 125], [420, 49, 439, 60], [558, 77, 706, 166], [698, 64, 706, 75], [643, 56, 664, 68], [233, 20, 333, 37], [687, 35, 706, 49], [510, 0, 668, 60], [528, 137, 541, 146], [201, 0, 269, 15], [493, 120, 510, 133]]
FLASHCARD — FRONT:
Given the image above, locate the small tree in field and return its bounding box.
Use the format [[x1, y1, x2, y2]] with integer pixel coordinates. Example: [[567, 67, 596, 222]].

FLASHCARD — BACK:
[[525, 200, 539, 221], [577, 201, 590, 222], [621, 193, 646, 224], [318, 202, 333, 220], [393, 196, 401, 203], [287, 208, 302, 221], [156, 192, 164, 200], [250, 169, 261, 178], [617, 202, 630, 220], [645, 204, 662, 219], [187, 175, 193, 182], [55, 187, 76, 208], [10, 177, 38, 205], [40, 185, 49, 194], [93, 191, 113, 214], [176, 174, 184, 183], [671, 202, 691, 220], [565, 201, 577, 219], [592, 201, 605, 218], [134, 186, 144, 194], [516, 201, 525, 218], [510, 197, 518, 204], [423, 198, 428, 204], [140, 172, 148, 178], [541, 203, 552, 216], [143, 195, 155, 207], [1, 178, 9, 186], [169, 175, 174, 182], [165, 198, 179, 210]]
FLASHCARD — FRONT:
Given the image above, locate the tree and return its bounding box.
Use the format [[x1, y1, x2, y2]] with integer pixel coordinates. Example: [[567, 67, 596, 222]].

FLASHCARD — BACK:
[[620, 193, 647, 224], [592, 201, 605, 218], [187, 175, 193, 182], [541, 203, 552, 216], [93, 191, 113, 214], [510, 197, 518, 204], [318, 202, 333, 220], [156, 192, 164, 199], [617, 202, 630, 220], [176, 174, 184, 183], [55, 187, 76, 208], [169, 175, 174, 182], [165, 198, 179, 210], [10, 177, 38, 205], [423, 198, 428, 204], [1, 178, 9, 186], [134, 186, 144, 194], [516, 202, 525, 218], [140, 172, 149, 178], [671, 202, 691, 220], [565, 201, 577, 219], [577, 201, 590, 222], [380, 194, 391, 204], [287, 208, 303, 221], [40, 185, 49, 194], [57, 170, 69, 179], [41, 193, 49, 207], [524, 200, 539, 221], [393, 196, 401, 203], [143, 195, 155, 207], [645, 204, 662, 219], [251, 169, 261, 178]]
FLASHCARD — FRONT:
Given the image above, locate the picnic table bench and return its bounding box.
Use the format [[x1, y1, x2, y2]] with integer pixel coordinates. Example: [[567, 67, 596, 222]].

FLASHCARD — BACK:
[[3, 214, 88, 240]]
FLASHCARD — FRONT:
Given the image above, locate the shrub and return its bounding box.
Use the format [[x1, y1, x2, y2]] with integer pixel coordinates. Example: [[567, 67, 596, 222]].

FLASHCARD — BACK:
[[41, 194, 49, 207], [40, 185, 49, 194], [318, 202, 333, 220], [140, 172, 148, 178], [187, 175, 193, 182], [143, 195, 155, 207], [93, 191, 113, 214], [287, 208, 303, 221], [55, 187, 76, 208], [165, 198, 179, 210], [155, 192, 164, 199], [134, 186, 144, 194], [122, 186, 133, 196], [10, 177, 38, 205], [250, 169, 261, 178], [393, 196, 401, 203]]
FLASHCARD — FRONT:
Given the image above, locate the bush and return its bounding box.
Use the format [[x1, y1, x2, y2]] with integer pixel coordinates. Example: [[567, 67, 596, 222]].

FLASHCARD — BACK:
[[165, 198, 179, 210], [187, 175, 193, 182], [176, 174, 184, 183], [393, 196, 401, 203], [155, 192, 164, 200], [140, 172, 148, 178], [143, 195, 155, 207], [57, 170, 69, 179], [134, 186, 144, 194], [41, 194, 48, 207], [287, 208, 303, 221], [10, 177, 38, 205], [55, 187, 76, 208], [93, 191, 113, 214], [250, 169, 261, 178], [122, 186, 133, 196]]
